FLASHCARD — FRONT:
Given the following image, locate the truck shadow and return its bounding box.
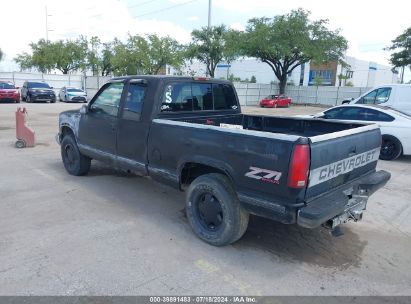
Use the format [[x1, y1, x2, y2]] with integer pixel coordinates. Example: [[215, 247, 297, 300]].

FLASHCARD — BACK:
[[234, 215, 366, 270], [50, 161, 367, 270]]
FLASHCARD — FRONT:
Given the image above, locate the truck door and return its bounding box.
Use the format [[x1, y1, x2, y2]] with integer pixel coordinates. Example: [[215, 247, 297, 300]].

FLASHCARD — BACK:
[[78, 82, 124, 161], [116, 80, 149, 175]]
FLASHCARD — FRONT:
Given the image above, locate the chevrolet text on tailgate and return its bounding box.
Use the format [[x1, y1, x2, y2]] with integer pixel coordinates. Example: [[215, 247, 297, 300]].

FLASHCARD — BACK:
[[57, 76, 391, 246]]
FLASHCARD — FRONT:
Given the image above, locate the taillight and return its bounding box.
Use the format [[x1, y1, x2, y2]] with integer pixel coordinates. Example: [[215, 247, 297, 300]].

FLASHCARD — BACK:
[[288, 144, 310, 188]]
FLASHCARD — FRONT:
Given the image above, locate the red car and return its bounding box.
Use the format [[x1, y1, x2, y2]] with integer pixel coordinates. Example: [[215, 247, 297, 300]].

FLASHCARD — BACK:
[[259, 94, 291, 108], [0, 81, 20, 103]]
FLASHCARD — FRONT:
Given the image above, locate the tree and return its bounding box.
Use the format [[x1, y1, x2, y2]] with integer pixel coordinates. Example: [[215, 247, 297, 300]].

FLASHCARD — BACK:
[[87, 37, 114, 76], [14, 37, 88, 74], [313, 75, 323, 86], [241, 9, 348, 93], [186, 25, 241, 77], [385, 27, 411, 83], [337, 60, 352, 86], [111, 34, 184, 76], [0, 48, 3, 62], [250, 75, 257, 83]]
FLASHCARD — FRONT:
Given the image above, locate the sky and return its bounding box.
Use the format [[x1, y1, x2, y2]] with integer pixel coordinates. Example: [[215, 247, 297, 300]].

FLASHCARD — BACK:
[[0, 0, 410, 81]]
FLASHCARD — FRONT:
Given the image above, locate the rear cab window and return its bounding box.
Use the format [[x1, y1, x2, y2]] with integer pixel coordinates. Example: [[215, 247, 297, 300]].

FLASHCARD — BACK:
[[161, 81, 238, 113]]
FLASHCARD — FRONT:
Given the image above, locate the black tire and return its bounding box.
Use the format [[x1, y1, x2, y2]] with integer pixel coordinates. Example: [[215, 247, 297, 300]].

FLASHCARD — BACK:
[[15, 140, 26, 148], [61, 135, 91, 175], [380, 135, 402, 161], [26, 94, 31, 103], [186, 173, 249, 246]]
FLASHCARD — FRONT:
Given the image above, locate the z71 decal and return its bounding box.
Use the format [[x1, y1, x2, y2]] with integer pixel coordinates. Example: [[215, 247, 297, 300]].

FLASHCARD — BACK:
[[245, 167, 282, 185]]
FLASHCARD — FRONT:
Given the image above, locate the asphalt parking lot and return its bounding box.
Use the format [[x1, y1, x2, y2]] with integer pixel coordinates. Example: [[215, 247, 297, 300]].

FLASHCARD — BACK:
[[0, 102, 410, 296]]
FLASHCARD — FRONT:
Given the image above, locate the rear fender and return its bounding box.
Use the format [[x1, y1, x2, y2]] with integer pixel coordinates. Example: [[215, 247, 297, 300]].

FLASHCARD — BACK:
[[178, 155, 235, 187]]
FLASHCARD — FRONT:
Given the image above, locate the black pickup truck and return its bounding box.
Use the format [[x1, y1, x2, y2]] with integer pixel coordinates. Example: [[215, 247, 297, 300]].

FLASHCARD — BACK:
[[57, 76, 390, 246]]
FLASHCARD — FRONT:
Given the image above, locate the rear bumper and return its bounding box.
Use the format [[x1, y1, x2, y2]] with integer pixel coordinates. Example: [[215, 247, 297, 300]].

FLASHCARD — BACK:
[[297, 170, 391, 228]]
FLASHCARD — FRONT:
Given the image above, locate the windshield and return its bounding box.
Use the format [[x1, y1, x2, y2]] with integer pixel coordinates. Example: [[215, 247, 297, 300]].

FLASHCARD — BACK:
[[0, 82, 16, 89], [28, 82, 50, 89], [267, 95, 278, 99], [67, 88, 84, 92]]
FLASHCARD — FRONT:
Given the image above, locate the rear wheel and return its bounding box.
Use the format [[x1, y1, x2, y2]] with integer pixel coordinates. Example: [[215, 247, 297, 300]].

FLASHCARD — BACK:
[[186, 173, 249, 246], [380, 135, 402, 161], [61, 135, 91, 175], [26, 95, 31, 103]]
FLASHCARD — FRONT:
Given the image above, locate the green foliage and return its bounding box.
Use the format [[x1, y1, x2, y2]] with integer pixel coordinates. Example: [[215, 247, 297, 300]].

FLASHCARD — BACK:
[[240, 8, 348, 93], [111, 34, 184, 76], [385, 27, 411, 74], [87, 37, 114, 76], [250, 75, 257, 83], [345, 81, 354, 87], [313, 76, 323, 86], [14, 37, 88, 74], [186, 25, 241, 77]]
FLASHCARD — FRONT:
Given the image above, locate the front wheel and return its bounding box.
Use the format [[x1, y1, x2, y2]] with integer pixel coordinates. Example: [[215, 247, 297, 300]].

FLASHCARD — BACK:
[[61, 135, 91, 175], [186, 173, 249, 246], [380, 135, 402, 161]]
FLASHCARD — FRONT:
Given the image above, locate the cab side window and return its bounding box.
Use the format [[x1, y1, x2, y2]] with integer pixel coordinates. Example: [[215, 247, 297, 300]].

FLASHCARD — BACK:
[[359, 90, 377, 104], [90, 82, 124, 117], [375, 88, 391, 104], [122, 83, 146, 120], [358, 88, 391, 104]]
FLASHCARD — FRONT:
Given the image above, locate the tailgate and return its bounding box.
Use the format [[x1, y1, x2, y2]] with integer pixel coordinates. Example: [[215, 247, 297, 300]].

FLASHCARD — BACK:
[[305, 124, 381, 200]]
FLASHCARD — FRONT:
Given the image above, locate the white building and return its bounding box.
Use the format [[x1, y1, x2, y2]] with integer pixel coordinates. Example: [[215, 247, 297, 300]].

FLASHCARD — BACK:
[[335, 56, 399, 87]]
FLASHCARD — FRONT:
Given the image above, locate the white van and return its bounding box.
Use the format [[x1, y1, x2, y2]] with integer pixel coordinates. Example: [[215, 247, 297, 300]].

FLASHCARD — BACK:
[[343, 84, 411, 115]]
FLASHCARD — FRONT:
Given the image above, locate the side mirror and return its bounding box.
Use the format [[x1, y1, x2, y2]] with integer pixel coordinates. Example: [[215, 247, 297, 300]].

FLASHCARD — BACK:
[[50, 86, 54, 89], [80, 104, 88, 114]]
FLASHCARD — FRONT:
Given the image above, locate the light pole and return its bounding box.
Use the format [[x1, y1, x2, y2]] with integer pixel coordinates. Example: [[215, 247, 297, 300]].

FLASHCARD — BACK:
[[208, 0, 212, 29], [45, 6, 53, 41]]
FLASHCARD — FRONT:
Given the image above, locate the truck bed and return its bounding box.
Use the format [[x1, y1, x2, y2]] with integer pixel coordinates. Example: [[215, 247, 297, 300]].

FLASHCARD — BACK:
[[172, 113, 365, 137]]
